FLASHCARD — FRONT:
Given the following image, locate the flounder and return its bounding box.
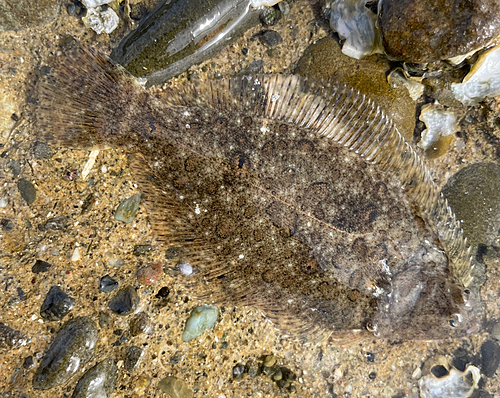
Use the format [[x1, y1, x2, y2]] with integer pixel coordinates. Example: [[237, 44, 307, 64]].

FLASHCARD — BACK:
[[35, 45, 482, 341]]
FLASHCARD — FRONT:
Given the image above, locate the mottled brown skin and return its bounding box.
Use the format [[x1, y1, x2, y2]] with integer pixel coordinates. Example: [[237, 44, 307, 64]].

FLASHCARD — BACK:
[[35, 47, 482, 341]]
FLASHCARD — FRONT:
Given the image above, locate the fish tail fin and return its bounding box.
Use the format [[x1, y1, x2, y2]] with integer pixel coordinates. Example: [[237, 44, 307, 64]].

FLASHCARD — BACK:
[[36, 45, 148, 150]]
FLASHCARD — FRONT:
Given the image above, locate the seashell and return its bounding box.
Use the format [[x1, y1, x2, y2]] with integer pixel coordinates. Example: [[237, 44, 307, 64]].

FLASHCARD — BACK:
[[451, 44, 500, 105], [418, 103, 458, 158], [419, 364, 480, 398]]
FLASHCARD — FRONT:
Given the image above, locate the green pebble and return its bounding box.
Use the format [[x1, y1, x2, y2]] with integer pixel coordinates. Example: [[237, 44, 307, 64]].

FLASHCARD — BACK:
[[182, 305, 218, 342], [158, 376, 193, 398], [114, 193, 142, 223], [18, 178, 36, 205]]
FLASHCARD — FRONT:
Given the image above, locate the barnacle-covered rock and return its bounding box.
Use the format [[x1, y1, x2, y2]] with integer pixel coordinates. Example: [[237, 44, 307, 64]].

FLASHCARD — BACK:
[[378, 0, 500, 63], [452, 45, 500, 105]]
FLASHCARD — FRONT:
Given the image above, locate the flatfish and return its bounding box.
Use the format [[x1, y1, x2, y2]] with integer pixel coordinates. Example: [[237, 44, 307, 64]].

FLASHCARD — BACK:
[[35, 46, 482, 341]]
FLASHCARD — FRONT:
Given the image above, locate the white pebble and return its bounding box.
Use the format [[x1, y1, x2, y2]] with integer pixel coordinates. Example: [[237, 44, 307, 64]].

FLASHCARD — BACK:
[[177, 261, 193, 276], [71, 247, 81, 262], [0, 198, 7, 208]]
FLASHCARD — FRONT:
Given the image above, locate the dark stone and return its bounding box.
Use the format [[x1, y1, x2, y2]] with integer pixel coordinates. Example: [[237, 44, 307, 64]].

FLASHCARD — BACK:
[[17, 178, 36, 205], [124, 346, 143, 372], [238, 60, 265, 75], [129, 312, 150, 336], [156, 286, 170, 298], [365, 352, 375, 362], [40, 286, 75, 321], [99, 275, 119, 293], [72, 358, 118, 398], [0, 323, 27, 349], [39, 215, 68, 231], [32, 142, 53, 159], [108, 286, 140, 315], [8, 159, 21, 177], [17, 287, 26, 301], [33, 317, 98, 390], [0, 0, 61, 30], [32, 260, 52, 273], [442, 163, 500, 247], [259, 30, 283, 47], [1, 218, 14, 232], [481, 340, 500, 378], [378, 0, 500, 62], [369, 372, 377, 380], [133, 244, 153, 256], [233, 363, 246, 377], [431, 364, 449, 378], [23, 356, 34, 370]]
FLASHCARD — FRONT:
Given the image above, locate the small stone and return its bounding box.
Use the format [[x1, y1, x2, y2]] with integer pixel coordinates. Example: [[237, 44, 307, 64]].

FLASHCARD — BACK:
[[246, 360, 260, 377], [155, 286, 170, 298], [40, 215, 68, 231], [133, 244, 153, 256], [177, 261, 193, 276], [182, 305, 219, 342], [129, 312, 150, 336], [17, 178, 36, 205], [272, 368, 283, 381], [124, 346, 143, 372], [8, 159, 21, 177], [259, 30, 283, 47], [366, 352, 375, 362], [263, 355, 277, 367], [0, 323, 27, 349], [481, 340, 500, 378], [23, 356, 34, 370], [83, 6, 119, 34], [33, 317, 98, 390], [72, 358, 118, 398], [1, 218, 15, 232], [0, 198, 8, 208], [259, 6, 281, 26], [233, 363, 246, 379], [40, 286, 76, 321], [114, 193, 141, 223], [71, 247, 81, 262], [99, 275, 119, 293], [137, 262, 162, 285], [109, 286, 140, 316], [99, 311, 113, 329], [32, 259, 52, 273], [158, 376, 193, 398], [108, 257, 124, 268], [33, 141, 53, 159]]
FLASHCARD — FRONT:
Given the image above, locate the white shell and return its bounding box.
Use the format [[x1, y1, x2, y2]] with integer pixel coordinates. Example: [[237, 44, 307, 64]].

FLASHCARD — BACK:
[[83, 6, 119, 35], [451, 45, 500, 105], [329, 0, 382, 59], [419, 365, 480, 398], [419, 104, 458, 150]]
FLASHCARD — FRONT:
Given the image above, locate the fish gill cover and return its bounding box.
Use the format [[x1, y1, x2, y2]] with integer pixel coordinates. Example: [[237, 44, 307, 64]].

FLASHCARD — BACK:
[[35, 45, 481, 342]]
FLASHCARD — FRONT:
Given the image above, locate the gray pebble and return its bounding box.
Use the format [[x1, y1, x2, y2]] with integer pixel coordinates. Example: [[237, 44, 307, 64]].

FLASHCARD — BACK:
[[133, 244, 153, 256], [1, 218, 15, 232], [39, 215, 68, 231], [33, 317, 98, 390], [124, 346, 143, 372], [17, 178, 36, 205], [33, 141, 53, 159], [99, 275, 118, 293], [32, 260, 52, 273], [8, 159, 21, 177], [157, 376, 193, 398], [259, 30, 283, 47], [129, 312, 150, 336], [99, 311, 113, 329], [0, 323, 27, 349], [481, 340, 500, 378], [40, 286, 75, 321], [114, 193, 141, 223], [182, 305, 218, 342], [108, 286, 140, 315], [71, 358, 118, 398]]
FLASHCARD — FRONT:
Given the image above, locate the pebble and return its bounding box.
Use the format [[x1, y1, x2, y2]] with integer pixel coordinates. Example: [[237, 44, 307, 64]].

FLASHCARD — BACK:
[[0, 323, 27, 349], [99, 275, 119, 293], [0, 0, 60, 30], [8, 159, 21, 177], [72, 247, 81, 262], [129, 312, 151, 336], [99, 311, 113, 329], [108, 286, 140, 315], [1, 218, 15, 232], [157, 376, 193, 398], [259, 30, 283, 47], [182, 305, 219, 342], [40, 286, 76, 321], [133, 244, 154, 256], [114, 193, 141, 223], [177, 261, 193, 276], [481, 340, 500, 378], [40, 215, 68, 231], [124, 346, 143, 372], [155, 286, 170, 298], [32, 259, 52, 273], [136, 262, 162, 285], [108, 257, 124, 268], [33, 141, 53, 159], [378, 0, 500, 62], [33, 317, 98, 390], [259, 5, 281, 26], [17, 178, 36, 205], [442, 162, 500, 247], [72, 358, 118, 398]]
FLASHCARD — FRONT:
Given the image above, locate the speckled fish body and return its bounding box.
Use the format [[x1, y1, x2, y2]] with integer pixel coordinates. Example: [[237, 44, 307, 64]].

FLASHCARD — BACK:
[[111, 0, 281, 87], [35, 47, 482, 341]]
